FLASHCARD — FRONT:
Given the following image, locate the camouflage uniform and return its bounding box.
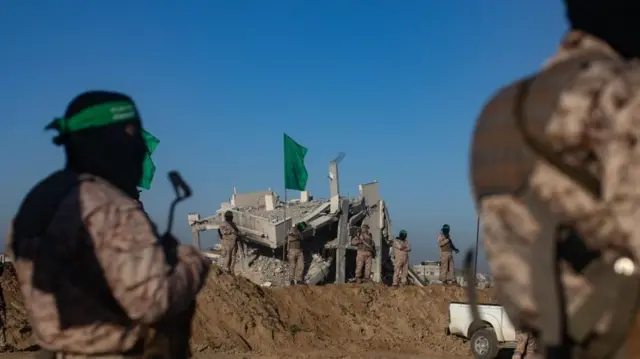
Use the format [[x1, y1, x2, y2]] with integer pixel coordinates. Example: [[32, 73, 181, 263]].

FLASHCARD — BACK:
[[437, 232, 455, 283], [470, 25, 640, 356], [287, 226, 305, 284], [351, 226, 374, 282], [392, 237, 410, 286], [218, 220, 239, 274], [10, 171, 211, 358], [512, 329, 538, 359]]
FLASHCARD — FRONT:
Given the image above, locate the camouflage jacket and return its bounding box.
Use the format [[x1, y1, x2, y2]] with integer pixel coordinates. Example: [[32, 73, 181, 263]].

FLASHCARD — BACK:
[[10, 170, 210, 354], [351, 232, 374, 252], [218, 220, 239, 242], [393, 238, 411, 256], [287, 227, 302, 250], [437, 232, 452, 252]]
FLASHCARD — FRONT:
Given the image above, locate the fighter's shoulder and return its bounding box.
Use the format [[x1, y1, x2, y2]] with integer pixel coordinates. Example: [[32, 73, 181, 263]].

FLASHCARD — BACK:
[[69, 175, 139, 215]]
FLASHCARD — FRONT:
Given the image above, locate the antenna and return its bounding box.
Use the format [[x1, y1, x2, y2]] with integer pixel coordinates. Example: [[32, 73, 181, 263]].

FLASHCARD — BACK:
[[332, 152, 346, 164]]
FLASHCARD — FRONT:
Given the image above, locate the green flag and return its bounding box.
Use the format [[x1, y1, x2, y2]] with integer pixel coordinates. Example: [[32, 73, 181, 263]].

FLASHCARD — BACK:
[[139, 129, 160, 190], [283, 133, 308, 191]]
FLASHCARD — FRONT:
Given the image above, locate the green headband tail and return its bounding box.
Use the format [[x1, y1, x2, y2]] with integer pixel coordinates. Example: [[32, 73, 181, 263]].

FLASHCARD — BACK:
[[139, 129, 160, 190]]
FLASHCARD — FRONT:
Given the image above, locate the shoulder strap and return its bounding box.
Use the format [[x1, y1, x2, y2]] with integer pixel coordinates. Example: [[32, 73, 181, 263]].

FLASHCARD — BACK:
[[12, 170, 95, 255]]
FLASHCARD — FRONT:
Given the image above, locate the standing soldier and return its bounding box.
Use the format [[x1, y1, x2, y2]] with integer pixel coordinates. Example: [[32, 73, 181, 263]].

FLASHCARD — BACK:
[[392, 230, 411, 287], [351, 223, 375, 283], [437, 224, 459, 285], [287, 222, 307, 285], [512, 330, 538, 359], [9, 91, 211, 358], [218, 210, 240, 274]]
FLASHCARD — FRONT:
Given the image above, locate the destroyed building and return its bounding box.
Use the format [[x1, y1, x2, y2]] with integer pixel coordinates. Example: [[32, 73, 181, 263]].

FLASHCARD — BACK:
[[187, 157, 425, 287]]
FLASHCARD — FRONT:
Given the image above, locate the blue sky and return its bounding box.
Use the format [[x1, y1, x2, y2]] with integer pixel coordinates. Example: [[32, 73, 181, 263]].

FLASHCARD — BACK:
[[1, 0, 566, 271]]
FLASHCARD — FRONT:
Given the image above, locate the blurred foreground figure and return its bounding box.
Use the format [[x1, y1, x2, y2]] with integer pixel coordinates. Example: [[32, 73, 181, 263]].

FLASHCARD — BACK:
[[10, 91, 210, 359], [469, 1, 640, 357]]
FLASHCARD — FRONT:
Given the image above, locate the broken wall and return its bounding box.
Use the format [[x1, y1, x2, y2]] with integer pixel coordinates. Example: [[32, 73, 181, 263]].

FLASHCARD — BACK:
[[232, 190, 273, 208]]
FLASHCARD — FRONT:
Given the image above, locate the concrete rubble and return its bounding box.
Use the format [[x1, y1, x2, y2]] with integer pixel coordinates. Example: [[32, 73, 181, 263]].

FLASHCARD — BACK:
[[187, 157, 491, 288]]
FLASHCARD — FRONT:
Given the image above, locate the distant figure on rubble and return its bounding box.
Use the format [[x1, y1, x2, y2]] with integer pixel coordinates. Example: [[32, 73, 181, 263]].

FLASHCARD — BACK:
[[218, 210, 240, 274], [512, 329, 538, 359], [9, 91, 210, 358], [352, 223, 375, 283], [287, 222, 307, 285], [392, 230, 411, 287], [437, 224, 459, 285]]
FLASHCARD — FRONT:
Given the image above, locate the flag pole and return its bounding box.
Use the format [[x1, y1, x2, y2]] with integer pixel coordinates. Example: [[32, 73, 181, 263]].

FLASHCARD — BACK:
[[282, 190, 288, 286]]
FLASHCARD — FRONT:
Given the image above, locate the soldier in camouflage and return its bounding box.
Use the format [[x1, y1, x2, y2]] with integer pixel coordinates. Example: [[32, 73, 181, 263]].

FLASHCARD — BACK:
[[392, 230, 411, 287], [287, 222, 307, 285], [287, 222, 307, 284], [351, 224, 375, 283], [9, 91, 211, 359], [469, 1, 640, 357], [218, 211, 240, 274], [437, 224, 459, 285], [512, 329, 538, 359]]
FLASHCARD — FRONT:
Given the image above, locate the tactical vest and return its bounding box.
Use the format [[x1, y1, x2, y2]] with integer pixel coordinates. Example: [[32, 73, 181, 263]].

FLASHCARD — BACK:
[[12, 170, 180, 359], [288, 228, 302, 250], [469, 51, 640, 359], [358, 233, 374, 252], [440, 234, 452, 253]]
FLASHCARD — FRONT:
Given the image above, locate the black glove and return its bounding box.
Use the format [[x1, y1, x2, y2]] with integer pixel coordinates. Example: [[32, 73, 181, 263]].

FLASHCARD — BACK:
[[161, 233, 180, 269], [454, 248, 460, 254]]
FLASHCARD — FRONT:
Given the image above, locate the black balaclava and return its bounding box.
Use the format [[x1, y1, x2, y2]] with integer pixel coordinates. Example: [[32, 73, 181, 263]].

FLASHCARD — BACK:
[[55, 91, 147, 198], [564, 0, 640, 59]]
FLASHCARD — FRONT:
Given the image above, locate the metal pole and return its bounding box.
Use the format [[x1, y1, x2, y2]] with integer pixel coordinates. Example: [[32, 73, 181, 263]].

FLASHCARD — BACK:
[[282, 190, 288, 286], [473, 216, 480, 283]]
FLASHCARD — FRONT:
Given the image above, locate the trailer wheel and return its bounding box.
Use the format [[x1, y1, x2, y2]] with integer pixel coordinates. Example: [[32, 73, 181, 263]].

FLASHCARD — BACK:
[[470, 327, 499, 359]]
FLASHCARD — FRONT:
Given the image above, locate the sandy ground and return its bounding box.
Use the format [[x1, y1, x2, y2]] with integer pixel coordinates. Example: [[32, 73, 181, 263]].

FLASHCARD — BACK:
[[0, 352, 472, 359], [0, 265, 499, 359]]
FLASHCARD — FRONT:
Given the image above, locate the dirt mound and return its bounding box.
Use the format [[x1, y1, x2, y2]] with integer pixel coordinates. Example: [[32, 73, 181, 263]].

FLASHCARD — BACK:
[[0, 263, 496, 358], [0, 265, 35, 351], [191, 267, 497, 357]]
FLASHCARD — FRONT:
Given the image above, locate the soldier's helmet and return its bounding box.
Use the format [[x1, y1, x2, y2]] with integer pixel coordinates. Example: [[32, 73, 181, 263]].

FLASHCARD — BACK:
[[224, 210, 233, 220], [361, 224, 370, 230], [442, 224, 450, 233], [296, 221, 307, 231], [399, 230, 407, 239]]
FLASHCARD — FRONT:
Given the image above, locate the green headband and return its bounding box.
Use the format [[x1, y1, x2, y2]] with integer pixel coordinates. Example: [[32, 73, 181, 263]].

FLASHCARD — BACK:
[[47, 101, 138, 134], [47, 100, 160, 190]]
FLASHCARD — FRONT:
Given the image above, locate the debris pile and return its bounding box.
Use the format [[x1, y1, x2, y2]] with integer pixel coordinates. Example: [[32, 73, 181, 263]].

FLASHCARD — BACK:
[[240, 199, 330, 224], [241, 252, 290, 286]]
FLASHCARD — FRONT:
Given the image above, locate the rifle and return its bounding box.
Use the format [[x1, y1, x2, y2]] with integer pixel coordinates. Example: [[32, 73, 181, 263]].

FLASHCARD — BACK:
[[145, 171, 194, 359]]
